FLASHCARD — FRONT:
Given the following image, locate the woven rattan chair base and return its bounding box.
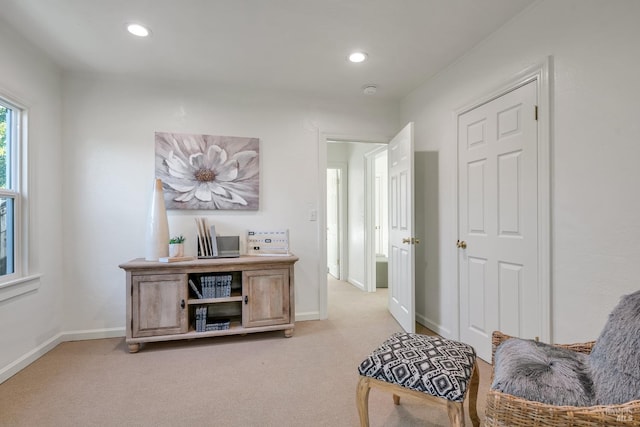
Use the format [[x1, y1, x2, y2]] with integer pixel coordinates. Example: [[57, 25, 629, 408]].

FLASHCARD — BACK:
[[484, 331, 640, 427]]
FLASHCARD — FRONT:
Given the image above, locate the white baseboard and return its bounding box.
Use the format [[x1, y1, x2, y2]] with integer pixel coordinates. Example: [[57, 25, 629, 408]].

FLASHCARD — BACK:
[[0, 327, 126, 384], [60, 327, 125, 342], [293, 311, 320, 321], [347, 277, 365, 291], [416, 313, 452, 338], [0, 332, 64, 384]]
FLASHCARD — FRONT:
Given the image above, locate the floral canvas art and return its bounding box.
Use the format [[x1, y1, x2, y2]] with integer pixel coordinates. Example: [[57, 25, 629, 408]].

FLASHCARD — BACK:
[[155, 132, 259, 210]]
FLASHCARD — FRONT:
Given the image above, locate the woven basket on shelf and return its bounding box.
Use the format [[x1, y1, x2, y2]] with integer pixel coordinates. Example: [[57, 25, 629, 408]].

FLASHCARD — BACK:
[[484, 331, 640, 427]]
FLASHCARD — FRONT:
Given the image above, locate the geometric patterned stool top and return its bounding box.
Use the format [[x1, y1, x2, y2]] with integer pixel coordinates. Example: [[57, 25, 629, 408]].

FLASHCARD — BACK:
[[358, 332, 477, 402]]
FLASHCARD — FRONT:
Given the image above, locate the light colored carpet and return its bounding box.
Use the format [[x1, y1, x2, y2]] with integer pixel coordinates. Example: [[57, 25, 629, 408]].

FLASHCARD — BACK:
[[0, 278, 491, 426]]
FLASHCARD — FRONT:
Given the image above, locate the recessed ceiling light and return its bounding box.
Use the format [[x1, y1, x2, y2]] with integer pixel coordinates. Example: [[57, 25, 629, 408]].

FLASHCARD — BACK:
[[363, 85, 377, 95], [348, 52, 368, 63], [127, 23, 150, 37]]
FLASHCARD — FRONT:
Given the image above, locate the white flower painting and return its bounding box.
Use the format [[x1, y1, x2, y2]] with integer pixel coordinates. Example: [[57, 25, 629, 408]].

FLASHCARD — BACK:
[[155, 132, 259, 210]]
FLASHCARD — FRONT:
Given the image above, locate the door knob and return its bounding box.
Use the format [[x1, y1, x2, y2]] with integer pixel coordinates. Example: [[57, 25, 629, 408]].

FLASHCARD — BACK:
[[402, 238, 411, 244], [456, 240, 467, 249]]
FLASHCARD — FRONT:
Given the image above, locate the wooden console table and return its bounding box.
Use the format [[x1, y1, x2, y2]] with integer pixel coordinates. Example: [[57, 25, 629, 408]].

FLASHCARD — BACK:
[[119, 254, 298, 353]]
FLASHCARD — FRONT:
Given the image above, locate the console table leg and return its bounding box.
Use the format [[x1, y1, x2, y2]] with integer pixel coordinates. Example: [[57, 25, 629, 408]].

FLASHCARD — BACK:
[[128, 343, 141, 353], [284, 328, 294, 338]]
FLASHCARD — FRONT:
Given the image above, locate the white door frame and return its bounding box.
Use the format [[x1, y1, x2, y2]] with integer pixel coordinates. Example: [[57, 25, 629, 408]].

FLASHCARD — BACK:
[[318, 133, 390, 319], [327, 161, 348, 281], [454, 58, 552, 343]]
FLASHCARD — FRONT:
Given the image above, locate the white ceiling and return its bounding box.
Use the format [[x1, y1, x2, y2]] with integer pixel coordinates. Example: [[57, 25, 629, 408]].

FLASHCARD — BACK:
[[0, 0, 536, 101]]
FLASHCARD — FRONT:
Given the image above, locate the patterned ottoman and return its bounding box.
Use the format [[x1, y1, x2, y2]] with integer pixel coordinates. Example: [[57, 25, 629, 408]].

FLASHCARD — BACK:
[[356, 332, 480, 427]]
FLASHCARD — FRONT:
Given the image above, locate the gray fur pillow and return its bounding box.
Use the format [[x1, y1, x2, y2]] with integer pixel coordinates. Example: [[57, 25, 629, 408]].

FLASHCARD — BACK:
[[491, 338, 594, 406], [589, 290, 640, 405]]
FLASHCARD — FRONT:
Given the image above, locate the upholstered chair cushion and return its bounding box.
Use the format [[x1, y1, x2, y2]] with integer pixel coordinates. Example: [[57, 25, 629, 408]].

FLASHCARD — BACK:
[[491, 338, 594, 406], [358, 332, 476, 402], [590, 289, 640, 404]]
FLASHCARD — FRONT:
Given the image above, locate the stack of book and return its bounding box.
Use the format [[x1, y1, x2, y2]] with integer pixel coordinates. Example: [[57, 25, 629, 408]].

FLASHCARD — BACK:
[[189, 274, 232, 299], [194, 307, 231, 332], [205, 319, 230, 331], [194, 306, 208, 332]]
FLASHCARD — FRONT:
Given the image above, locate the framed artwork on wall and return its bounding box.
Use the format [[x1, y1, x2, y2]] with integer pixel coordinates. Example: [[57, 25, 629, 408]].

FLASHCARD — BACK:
[[155, 132, 260, 210]]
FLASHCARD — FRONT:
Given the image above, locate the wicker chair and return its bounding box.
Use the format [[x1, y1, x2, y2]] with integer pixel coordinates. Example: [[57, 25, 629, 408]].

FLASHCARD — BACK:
[[484, 331, 640, 427]]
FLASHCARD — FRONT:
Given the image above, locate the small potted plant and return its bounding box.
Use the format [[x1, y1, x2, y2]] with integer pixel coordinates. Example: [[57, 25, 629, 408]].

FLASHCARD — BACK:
[[169, 235, 186, 258]]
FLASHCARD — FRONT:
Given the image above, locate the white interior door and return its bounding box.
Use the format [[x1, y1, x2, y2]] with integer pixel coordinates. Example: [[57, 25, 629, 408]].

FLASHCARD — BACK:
[[388, 122, 415, 333], [458, 81, 539, 362], [326, 168, 340, 278]]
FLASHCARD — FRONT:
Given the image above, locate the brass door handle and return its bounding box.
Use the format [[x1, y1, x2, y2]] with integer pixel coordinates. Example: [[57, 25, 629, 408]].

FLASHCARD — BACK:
[[456, 240, 467, 249], [402, 237, 420, 245]]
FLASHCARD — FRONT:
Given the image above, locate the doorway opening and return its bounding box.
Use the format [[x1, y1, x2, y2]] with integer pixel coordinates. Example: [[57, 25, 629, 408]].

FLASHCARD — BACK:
[[325, 140, 388, 295], [319, 134, 390, 320]]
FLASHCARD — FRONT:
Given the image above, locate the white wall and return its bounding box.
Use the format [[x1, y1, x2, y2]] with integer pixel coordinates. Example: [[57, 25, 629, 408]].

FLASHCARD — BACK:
[[345, 143, 370, 288], [374, 150, 388, 258], [327, 143, 349, 281], [0, 18, 64, 380], [404, 0, 640, 343], [61, 72, 399, 331], [414, 151, 441, 333]]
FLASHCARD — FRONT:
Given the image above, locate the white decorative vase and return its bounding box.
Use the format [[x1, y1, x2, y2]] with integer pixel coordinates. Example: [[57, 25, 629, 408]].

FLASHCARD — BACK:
[[169, 243, 184, 258], [145, 179, 170, 261]]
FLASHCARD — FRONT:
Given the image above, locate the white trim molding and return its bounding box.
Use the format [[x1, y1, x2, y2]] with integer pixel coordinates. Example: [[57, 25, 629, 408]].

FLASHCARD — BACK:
[[0, 327, 126, 384], [0, 274, 41, 302]]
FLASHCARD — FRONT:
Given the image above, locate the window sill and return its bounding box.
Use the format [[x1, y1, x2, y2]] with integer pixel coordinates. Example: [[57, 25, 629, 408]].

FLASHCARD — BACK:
[[0, 274, 42, 302]]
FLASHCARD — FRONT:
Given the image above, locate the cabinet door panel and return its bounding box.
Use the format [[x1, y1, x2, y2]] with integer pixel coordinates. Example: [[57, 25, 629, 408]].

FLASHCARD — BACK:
[[132, 274, 187, 337], [243, 269, 290, 328]]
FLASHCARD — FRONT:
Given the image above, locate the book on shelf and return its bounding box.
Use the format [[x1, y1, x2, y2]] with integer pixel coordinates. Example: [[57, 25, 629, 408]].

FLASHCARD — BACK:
[[202, 276, 208, 298], [195, 306, 208, 332], [196, 274, 232, 299], [189, 279, 203, 299], [205, 318, 230, 331]]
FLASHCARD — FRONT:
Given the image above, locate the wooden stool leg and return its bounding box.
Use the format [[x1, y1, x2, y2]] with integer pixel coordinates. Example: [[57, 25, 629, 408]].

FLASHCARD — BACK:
[[356, 376, 371, 427], [467, 361, 480, 427], [446, 401, 464, 427]]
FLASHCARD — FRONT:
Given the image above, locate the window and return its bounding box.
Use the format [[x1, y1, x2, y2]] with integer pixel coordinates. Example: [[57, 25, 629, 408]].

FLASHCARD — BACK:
[[0, 93, 39, 301], [0, 97, 21, 281]]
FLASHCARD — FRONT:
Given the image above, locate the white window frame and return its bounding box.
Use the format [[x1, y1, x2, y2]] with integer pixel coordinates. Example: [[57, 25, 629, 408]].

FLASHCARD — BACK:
[[0, 92, 40, 302]]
